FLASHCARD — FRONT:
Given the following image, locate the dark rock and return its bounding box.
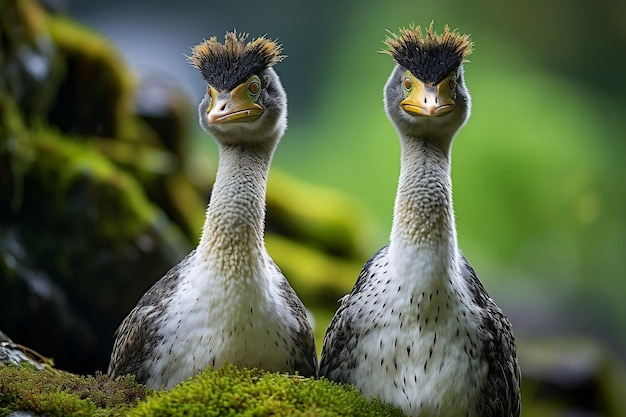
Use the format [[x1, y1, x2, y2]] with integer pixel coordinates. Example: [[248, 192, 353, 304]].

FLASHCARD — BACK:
[[0, 0, 191, 375], [7, 411, 43, 417], [518, 337, 626, 417], [0, 330, 46, 368]]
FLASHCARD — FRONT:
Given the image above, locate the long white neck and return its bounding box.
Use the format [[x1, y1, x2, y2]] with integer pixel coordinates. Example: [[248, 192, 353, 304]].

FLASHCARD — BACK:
[[389, 137, 460, 290], [197, 143, 274, 276]]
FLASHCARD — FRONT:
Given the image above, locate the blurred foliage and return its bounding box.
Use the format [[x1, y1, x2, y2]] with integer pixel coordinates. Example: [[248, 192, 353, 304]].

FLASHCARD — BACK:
[[518, 336, 626, 417], [256, 1, 626, 353], [67, 3, 626, 349]]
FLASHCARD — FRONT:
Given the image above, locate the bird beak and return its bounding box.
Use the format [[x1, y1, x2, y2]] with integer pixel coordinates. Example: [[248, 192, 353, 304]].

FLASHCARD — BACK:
[[206, 83, 263, 124], [400, 73, 456, 117]]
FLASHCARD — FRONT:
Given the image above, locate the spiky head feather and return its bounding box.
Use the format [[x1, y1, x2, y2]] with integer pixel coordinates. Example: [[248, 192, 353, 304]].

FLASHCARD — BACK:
[[189, 31, 284, 91], [383, 23, 472, 84]]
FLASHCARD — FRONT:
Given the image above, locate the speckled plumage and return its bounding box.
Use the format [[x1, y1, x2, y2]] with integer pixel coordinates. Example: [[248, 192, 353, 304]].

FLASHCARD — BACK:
[[108, 32, 317, 389], [319, 25, 520, 417]]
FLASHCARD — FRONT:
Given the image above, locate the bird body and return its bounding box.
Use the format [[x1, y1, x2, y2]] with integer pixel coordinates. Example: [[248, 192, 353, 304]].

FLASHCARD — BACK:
[[319, 24, 520, 417], [108, 32, 317, 389]]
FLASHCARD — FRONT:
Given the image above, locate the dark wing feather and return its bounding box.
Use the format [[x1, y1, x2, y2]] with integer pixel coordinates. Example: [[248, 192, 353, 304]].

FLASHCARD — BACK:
[[319, 246, 389, 380], [271, 260, 318, 377], [460, 255, 522, 417], [107, 251, 194, 382]]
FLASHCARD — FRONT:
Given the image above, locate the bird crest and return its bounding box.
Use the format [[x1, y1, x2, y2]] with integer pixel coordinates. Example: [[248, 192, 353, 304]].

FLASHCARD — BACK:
[[189, 31, 284, 91], [382, 22, 473, 84]]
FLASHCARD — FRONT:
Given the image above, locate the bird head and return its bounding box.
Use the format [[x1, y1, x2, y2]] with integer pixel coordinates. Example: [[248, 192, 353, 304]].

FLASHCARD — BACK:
[[382, 23, 473, 147], [189, 32, 287, 147]]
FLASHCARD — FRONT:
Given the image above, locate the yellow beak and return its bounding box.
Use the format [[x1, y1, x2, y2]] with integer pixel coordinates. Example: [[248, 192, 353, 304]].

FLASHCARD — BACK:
[[400, 72, 456, 117], [206, 82, 263, 124]]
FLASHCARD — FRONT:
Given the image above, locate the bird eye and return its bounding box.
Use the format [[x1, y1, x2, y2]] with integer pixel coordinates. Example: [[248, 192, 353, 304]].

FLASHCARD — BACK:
[[403, 77, 412, 91], [247, 75, 262, 101], [448, 76, 456, 90], [249, 80, 260, 95]]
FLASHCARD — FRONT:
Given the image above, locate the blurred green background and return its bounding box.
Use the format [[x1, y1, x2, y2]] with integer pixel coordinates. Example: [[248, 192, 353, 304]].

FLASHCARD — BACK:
[[3, 0, 626, 414], [68, 0, 626, 349]]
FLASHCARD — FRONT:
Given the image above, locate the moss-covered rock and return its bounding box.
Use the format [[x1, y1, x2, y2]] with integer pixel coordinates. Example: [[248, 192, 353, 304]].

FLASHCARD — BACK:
[[129, 364, 404, 417], [0, 0, 375, 375], [0, 0, 61, 122], [0, 363, 150, 417], [0, 363, 404, 417], [0, 0, 198, 374], [0, 99, 191, 373]]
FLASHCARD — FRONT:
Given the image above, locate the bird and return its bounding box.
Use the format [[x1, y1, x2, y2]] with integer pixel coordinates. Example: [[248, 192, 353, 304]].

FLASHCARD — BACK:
[[319, 23, 521, 417], [107, 31, 318, 390]]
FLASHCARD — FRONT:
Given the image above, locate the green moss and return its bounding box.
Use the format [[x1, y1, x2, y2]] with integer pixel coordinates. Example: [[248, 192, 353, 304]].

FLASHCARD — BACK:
[[19, 127, 159, 242], [0, 363, 151, 417], [266, 233, 361, 305], [128, 364, 404, 417], [0, 364, 404, 417], [45, 13, 136, 140], [266, 170, 380, 259]]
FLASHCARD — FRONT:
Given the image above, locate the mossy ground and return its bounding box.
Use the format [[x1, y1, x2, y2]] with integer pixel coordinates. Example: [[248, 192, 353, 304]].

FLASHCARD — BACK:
[[0, 363, 405, 417], [0, 363, 150, 417], [129, 365, 405, 417]]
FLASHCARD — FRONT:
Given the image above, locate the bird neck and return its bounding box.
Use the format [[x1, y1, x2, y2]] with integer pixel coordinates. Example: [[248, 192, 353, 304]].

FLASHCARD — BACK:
[[197, 143, 273, 274], [390, 137, 458, 267]]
